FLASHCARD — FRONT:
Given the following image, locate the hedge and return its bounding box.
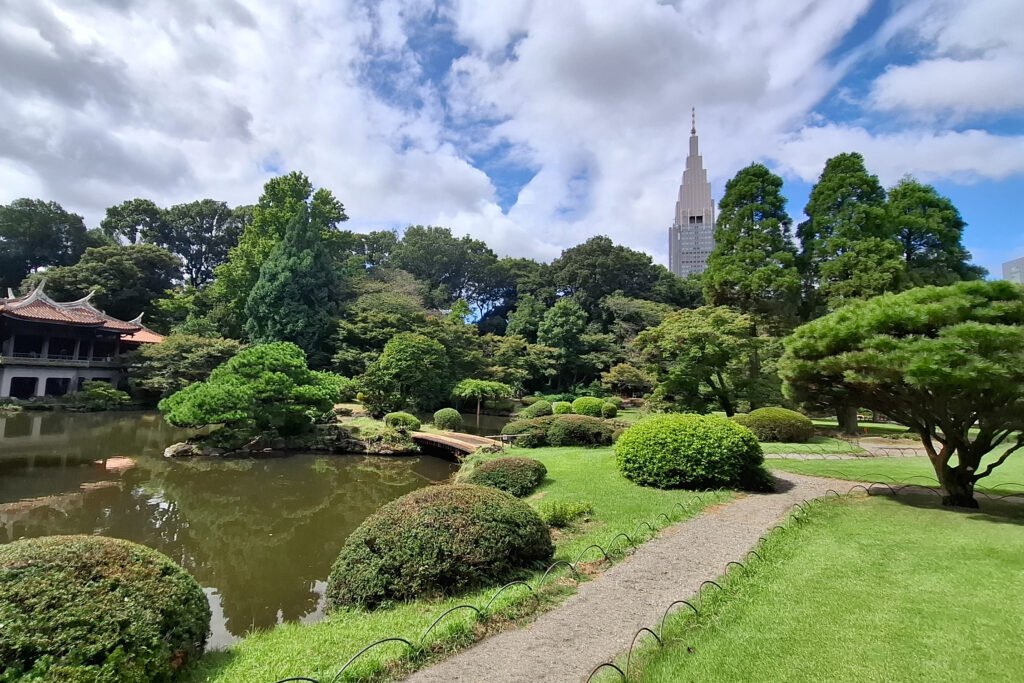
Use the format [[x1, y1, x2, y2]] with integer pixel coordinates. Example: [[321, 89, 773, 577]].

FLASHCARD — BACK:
[[601, 402, 618, 418], [571, 396, 605, 418], [432, 407, 464, 431], [501, 414, 615, 448], [461, 457, 547, 497], [552, 401, 573, 415], [615, 414, 769, 490], [0, 535, 210, 682], [325, 485, 553, 607], [732, 407, 814, 443], [518, 399, 553, 419], [383, 411, 421, 430]]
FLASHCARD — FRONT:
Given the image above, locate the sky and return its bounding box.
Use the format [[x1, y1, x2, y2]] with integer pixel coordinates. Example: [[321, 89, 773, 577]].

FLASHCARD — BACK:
[[1, 0, 1022, 276]]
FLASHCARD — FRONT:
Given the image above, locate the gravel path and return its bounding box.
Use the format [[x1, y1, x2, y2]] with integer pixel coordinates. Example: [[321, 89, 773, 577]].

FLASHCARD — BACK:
[[404, 472, 849, 683]]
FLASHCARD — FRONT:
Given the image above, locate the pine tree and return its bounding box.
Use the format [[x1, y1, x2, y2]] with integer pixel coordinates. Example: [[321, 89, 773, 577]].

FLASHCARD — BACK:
[[244, 207, 342, 366], [703, 163, 801, 333]]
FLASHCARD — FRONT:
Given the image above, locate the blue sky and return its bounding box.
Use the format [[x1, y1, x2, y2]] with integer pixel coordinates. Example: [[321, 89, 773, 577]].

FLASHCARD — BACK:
[[1, 0, 1022, 273]]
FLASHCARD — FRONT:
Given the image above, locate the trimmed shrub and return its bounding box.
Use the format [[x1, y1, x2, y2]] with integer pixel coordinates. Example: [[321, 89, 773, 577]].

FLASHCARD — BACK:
[[500, 417, 551, 448], [552, 401, 573, 415], [604, 396, 624, 409], [571, 396, 605, 418], [536, 500, 593, 528], [546, 414, 615, 447], [732, 407, 814, 443], [543, 393, 577, 403], [325, 484, 553, 608], [521, 395, 541, 406], [383, 411, 421, 430], [615, 414, 768, 490], [72, 380, 132, 411], [518, 399, 552, 419], [0, 535, 210, 682], [461, 457, 547, 497], [433, 408, 464, 431], [601, 402, 618, 418]]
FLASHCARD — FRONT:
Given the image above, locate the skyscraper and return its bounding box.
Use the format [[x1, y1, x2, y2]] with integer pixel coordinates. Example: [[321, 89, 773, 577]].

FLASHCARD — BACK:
[[1004, 257, 1024, 284], [668, 109, 716, 277]]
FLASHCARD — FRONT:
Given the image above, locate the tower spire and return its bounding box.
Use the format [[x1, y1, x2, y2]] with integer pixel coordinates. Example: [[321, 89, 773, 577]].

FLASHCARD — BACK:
[[691, 107, 696, 135]]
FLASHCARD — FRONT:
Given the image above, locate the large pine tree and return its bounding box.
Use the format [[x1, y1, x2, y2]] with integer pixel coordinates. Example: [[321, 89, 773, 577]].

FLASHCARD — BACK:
[[703, 163, 801, 333], [244, 207, 343, 366]]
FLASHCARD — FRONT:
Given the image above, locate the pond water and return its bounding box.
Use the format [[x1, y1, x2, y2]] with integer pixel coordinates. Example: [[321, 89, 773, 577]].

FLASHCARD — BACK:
[[0, 411, 459, 649]]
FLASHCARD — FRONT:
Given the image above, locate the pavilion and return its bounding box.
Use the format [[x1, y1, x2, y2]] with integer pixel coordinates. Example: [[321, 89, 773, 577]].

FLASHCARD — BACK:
[[0, 282, 164, 399]]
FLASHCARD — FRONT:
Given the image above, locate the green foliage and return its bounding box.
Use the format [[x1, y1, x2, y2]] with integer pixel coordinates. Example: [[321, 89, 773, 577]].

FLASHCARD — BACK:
[[601, 402, 618, 418], [535, 500, 593, 528], [505, 293, 548, 342], [313, 372, 358, 403], [780, 280, 1024, 505], [518, 399, 552, 419], [152, 200, 247, 287], [599, 294, 675, 343], [244, 207, 343, 365], [460, 457, 548, 497], [549, 236, 665, 317], [432, 407, 464, 431], [500, 417, 551, 448], [159, 342, 335, 438], [546, 414, 616, 447], [451, 379, 513, 416], [0, 198, 88, 289], [128, 334, 243, 403], [359, 332, 450, 415], [72, 381, 132, 411], [601, 362, 654, 395], [100, 197, 164, 244], [732, 407, 814, 442], [552, 401, 572, 415], [382, 411, 421, 430], [521, 395, 541, 406], [0, 535, 210, 682], [604, 396, 624, 408], [704, 163, 801, 331], [615, 414, 767, 489], [571, 396, 605, 417], [324, 484, 553, 608]]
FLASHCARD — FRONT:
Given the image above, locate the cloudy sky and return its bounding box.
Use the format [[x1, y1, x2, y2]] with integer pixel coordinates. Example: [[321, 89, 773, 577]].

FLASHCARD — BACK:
[[1, 0, 1022, 274]]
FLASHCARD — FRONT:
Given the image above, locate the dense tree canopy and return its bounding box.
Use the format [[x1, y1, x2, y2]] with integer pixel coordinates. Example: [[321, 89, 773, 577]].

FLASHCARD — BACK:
[[549, 236, 664, 316], [129, 334, 244, 403], [781, 280, 1024, 506], [0, 199, 89, 288], [359, 332, 450, 415]]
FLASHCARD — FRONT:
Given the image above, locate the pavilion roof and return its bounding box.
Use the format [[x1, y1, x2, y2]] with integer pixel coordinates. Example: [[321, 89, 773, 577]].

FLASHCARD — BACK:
[[0, 282, 143, 335]]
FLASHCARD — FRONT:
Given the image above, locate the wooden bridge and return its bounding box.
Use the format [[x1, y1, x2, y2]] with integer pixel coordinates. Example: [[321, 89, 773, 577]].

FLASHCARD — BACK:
[[410, 431, 503, 459]]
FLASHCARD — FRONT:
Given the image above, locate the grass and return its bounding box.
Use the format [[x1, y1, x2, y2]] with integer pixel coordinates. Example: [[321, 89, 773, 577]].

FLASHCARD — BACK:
[[769, 442, 1024, 493], [758, 436, 865, 455], [622, 495, 1024, 682], [811, 418, 913, 436], [185, 446, 731, 682]]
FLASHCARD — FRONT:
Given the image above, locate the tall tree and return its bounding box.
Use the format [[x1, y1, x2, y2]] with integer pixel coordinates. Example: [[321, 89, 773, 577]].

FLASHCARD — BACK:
[[704, 163, 801, 332], [549, 236, 662, 316], [151, 200, 247, 287], [244, 208, 343, 366], [505, 293, 548, 342], [24, 243, 181, 321], [537, 297, 589, 389], [451, 379, 513, 427], [886, 177, 986, 286], [0, 199, 88, 289], [100, 198, 164, 244], [359, 332, 451, 414], [797, 153, 901, 315]]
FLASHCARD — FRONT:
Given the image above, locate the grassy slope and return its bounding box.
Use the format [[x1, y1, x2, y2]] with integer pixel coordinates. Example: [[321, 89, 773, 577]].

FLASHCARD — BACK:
[[186, 447, 730, 682], [769, 442, 1024, 493], [759, 436, 864, 455], [630, 496, 1024, 682]]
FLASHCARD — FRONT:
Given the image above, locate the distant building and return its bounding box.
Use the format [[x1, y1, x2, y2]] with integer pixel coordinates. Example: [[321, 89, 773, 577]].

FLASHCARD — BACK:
[[668, 109, 716, 277], [1003, 257, 1024, 284], [0, 282, 163, 399]]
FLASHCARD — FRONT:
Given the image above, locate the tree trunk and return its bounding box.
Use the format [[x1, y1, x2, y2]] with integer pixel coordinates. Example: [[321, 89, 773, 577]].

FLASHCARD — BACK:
[[938, 466, 978, 508], [837, 405, 859, 436], [476, 398, 482, 429]]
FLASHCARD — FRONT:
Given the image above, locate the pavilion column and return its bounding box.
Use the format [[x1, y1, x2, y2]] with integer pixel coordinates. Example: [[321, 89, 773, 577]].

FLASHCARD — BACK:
[[40, 336, 50, 359], [73, 338, 81, 360]]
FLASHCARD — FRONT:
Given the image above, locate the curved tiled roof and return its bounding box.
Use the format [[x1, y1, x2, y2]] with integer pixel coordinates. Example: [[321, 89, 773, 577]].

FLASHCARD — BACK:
[[0, 282, 142, 333]]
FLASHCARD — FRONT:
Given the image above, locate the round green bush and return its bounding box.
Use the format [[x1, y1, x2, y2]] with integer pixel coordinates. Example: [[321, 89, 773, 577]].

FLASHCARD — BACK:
[[547, 414, 615, 447], [604, 396, 623, 409], [462, 457, 547, 497], [601, 402, 618, 418], [552, 401, 573, 415], [500, 416, 551, 448], [383, 411, 421, 430], [520, 395, 541, 406], [325, 484, 553, 608], [571, 396, 605, 417], [432, 407, 464, 431], [732, 407, 814, 443], [518, 399, 552, 419], [0, 535, 210, 682], [615, 414, 767, 489]]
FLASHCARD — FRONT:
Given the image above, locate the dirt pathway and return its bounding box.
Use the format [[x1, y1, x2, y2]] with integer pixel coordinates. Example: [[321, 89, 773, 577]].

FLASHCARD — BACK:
[[403, 472, 849, 683]]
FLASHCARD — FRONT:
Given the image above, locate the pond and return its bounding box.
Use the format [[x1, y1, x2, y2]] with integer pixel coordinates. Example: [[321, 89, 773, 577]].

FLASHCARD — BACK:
[[0, 410, 459, 649]]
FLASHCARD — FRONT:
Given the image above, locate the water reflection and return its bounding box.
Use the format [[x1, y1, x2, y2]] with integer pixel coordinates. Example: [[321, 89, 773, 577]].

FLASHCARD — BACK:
[[0, 411, 457, 648]]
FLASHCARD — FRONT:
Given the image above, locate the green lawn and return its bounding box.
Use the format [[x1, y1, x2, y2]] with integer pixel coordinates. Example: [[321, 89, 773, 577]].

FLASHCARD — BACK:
[[811, 418, 914, 436], [759, 436, 865, 455], [186, 447, 730, 682], [625, 496, 1024, 682], [769, 442, 1024, 493]]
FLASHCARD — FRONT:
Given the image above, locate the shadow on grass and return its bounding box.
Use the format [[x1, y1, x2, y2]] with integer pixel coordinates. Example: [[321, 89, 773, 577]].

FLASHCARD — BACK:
[[872, 491, 1024, 527]]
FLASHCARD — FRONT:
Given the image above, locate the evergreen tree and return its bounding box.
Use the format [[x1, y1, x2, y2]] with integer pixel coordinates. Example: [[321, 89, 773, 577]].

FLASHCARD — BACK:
[[244, 208, 342, 366], [886, 176, 986, 286], [704, 163, 801, 332]]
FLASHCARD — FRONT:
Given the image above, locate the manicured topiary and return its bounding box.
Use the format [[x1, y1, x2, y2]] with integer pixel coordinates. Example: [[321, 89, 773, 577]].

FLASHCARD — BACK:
[[0, 535, 211, 682], [546, 414, 616, 447], [604, 396, 624, 409], [500, 416, 552, 448], [325, 485, 553, 607], [732, 407, 814, 443], [552, 401, 573, 415], [383, 411, 421, 430], [521, 395, 541, 406], [615, 414, 768, 490], [433, 407, 464, 431], [518, 399, 552, 419], [601, 402, 618, 418], [462, 457, 547, 497], [571, 396, 605, 417]]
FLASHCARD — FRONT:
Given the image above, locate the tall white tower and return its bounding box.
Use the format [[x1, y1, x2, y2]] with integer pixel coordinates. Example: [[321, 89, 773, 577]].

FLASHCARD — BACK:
[[668, 109, 716, 277]]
